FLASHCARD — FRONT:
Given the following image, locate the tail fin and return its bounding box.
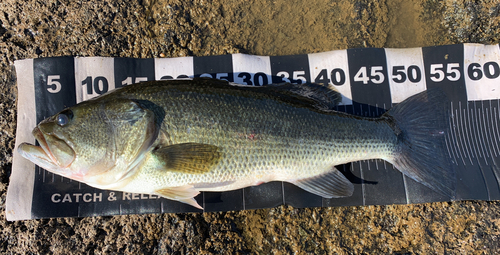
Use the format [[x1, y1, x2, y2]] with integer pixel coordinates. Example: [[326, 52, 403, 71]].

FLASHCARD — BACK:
[[383, 89, 456, 198]]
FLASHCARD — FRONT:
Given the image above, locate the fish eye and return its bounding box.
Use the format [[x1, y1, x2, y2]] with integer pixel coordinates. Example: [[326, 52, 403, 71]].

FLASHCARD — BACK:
[[56, 109, 73, 127]]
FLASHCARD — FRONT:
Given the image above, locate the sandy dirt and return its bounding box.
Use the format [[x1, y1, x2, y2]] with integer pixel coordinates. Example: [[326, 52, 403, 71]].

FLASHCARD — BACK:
[[1, 0, 500, 254]]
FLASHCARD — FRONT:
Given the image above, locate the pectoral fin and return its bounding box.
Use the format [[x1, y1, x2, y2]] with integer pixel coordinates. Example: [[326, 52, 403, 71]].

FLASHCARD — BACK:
[[155, 185, 203, 209], [291, 167, 354, 198], [153, 143, 221, 174]]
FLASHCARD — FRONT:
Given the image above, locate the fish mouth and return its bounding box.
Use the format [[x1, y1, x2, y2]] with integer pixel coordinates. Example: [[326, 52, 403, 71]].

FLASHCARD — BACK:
[[18, 127, 75, 171]]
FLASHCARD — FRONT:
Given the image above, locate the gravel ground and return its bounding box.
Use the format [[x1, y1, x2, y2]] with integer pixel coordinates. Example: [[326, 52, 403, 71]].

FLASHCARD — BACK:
[[1, 0, 500, 254]]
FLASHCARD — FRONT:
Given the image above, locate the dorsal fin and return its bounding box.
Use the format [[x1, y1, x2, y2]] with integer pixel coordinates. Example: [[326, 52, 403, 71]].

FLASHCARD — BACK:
[[264, 82, 342, 111], [182, 77, 343, 110], [119, 78, 343, 112]]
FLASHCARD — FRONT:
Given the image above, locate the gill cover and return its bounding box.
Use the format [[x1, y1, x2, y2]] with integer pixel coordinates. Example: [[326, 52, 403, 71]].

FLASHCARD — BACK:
[[84, 98, 161, 186]]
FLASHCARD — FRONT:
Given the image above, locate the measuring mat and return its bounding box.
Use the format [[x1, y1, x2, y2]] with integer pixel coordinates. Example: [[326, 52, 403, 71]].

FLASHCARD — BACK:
[[6, 44, 500, 220]]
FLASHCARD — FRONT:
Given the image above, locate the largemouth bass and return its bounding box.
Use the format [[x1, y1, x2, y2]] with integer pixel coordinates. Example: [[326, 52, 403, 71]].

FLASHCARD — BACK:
[[18, 78, 455, 209]]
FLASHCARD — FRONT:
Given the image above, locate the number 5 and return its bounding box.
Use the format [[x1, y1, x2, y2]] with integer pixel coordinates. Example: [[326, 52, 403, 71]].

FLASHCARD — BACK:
[[447, 63, 461, 81], [429, 64, 445, 82], [293, 71, 307, 84], [370, 66, 384, 84], [47, 75, 62, 93]]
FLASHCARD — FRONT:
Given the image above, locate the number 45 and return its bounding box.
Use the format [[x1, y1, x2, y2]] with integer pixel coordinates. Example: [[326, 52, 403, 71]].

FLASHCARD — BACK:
[[354, 66, 385, 84]]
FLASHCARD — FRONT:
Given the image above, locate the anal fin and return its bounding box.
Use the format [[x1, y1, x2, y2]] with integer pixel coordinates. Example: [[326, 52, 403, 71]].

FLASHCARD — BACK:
[[291, 167, 354, 198], [155, 185, 203, 209]]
